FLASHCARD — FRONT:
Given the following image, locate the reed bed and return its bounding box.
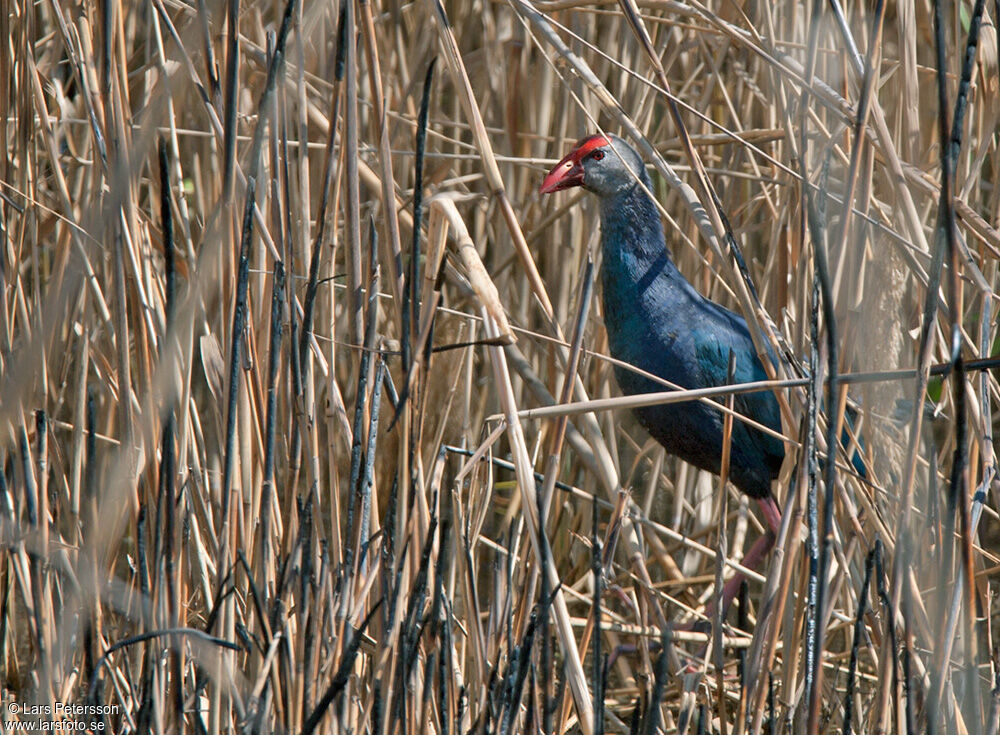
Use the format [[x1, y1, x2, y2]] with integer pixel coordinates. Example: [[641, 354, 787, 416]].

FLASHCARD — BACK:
[[2, 0, 999, 732]]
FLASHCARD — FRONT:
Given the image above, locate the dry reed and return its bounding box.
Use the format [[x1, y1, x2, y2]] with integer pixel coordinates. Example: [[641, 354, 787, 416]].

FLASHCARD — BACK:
[[2, 0, 999, 732]]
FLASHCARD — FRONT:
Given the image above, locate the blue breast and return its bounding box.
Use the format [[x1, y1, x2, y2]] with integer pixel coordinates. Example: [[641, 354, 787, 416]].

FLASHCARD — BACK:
[[598, 183, 784, 498]]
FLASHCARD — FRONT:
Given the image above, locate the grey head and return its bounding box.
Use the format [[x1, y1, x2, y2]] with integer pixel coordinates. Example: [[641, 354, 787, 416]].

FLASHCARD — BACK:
[[539, 133, 649, 199]]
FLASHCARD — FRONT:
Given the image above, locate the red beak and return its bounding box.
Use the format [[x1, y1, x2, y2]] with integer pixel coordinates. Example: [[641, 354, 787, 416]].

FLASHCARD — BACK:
[[539, 152, 585, 194], [539, 135, 611, 194]]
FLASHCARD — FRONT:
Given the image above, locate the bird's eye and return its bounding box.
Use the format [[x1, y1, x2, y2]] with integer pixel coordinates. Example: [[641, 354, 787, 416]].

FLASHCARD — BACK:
[[590, 150, 605, 161]]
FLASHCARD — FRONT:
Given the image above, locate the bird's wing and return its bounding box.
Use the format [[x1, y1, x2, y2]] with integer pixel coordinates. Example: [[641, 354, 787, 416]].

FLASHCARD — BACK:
[[691, 319, 784, 459], [690, 306, 772, 387]]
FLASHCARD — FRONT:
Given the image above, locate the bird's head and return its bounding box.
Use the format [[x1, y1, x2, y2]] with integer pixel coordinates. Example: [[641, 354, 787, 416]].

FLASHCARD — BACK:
[[539, 134, 646, 198]]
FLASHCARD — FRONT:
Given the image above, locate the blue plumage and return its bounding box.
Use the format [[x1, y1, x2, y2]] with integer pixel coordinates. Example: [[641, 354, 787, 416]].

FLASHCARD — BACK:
[[542, 134, 784, 498], [596, 164, 783, 498]]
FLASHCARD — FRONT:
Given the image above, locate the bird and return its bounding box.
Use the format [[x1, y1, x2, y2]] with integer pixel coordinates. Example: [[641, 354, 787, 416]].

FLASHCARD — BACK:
[[540, 133, 786, 613]]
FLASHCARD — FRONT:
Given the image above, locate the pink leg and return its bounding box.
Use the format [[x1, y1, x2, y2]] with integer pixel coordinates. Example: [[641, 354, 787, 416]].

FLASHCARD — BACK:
[[756, 495, 782, 536], [670, 497, 782, 672], [707, 496, 782, 621], [714, 530, 774, 617]]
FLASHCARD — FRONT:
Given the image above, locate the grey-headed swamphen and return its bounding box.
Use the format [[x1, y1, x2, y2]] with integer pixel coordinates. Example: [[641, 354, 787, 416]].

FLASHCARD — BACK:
[[540, 133, 787, 613]]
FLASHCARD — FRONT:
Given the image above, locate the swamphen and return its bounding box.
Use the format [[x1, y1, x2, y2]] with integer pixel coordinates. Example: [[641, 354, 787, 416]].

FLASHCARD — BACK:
[[540, 134, 785, 612]]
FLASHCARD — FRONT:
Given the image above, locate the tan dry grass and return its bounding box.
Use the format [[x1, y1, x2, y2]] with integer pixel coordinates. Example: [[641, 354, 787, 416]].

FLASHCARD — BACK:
[[2, 0, 999, 732]]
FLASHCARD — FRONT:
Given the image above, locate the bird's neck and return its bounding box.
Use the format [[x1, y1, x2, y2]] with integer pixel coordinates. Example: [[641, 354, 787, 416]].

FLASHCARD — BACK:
[[598, 178, 705, 356], [598, 179, 667, 263], [598, 179, 696, 297]]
